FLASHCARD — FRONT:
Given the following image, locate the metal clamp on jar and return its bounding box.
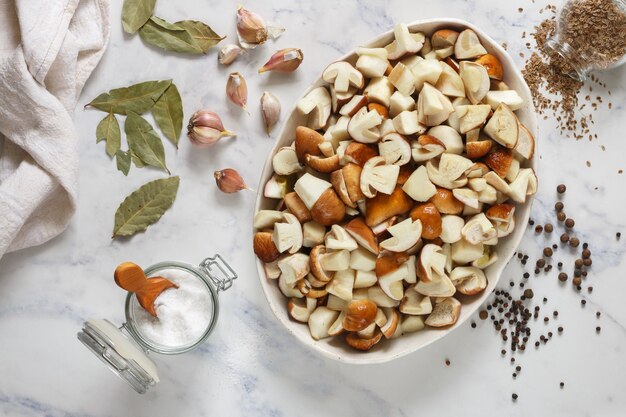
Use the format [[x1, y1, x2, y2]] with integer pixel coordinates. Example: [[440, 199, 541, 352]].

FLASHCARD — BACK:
[[77, 255, 237, 394]]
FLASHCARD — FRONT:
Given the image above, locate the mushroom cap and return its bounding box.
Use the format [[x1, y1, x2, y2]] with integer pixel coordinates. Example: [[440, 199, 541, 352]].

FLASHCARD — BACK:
[[343, 299, 378, 331], [484, 146, 513, 177], [344, 217, 379, 254], [410, 203, 443, 240], [295, 126, 324, 163], [253, 231, 281, 263], [310, 188, 346, 226], [309, 245, 334, 282], [345, 329, 383, 351], [429, 187, 464, 215], [475, 53, 503, 80], [284, 192, 312, 223], [344, 142, 379, 166]]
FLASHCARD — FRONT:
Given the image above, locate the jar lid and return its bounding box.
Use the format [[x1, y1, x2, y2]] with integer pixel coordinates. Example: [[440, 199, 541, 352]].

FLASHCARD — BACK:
[[77, 318, 159, 394]]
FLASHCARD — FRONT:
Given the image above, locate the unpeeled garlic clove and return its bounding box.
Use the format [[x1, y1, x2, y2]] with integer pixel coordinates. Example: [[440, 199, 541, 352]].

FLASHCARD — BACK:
[[187, 110, 236, 147], [214, 168, 251, 193], [260, 91, 281, 134], [237, 6, 268, 48], [258, 48, 304, 74], [218, 44, 245, 65], [226, 72, 249, 113]]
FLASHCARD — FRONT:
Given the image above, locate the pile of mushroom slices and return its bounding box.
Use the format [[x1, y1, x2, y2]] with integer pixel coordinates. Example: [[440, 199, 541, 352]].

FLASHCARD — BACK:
[[254, 23, 537, 351]]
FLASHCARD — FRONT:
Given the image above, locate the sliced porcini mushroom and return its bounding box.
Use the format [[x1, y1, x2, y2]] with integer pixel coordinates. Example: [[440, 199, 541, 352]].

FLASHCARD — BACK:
[[417, 243, 447, 282], [446, 97, 470, 132], [452, 188, 479, 209], [409, 203, 442, 239], [508, 168, 538, 203], [327, 311, 347, 336], [367, 285, 401, 307], [325, 116, 351, 146], [401, 315, 425, 333], [454, 29, 487, 59], [411, 134, 446, 162], [392, 110, 426, 135], [483, 170, 511, 194], [435, 62, 466, 97], [350, 246, 377, 271], [426, 153, 473, 189], [309, 245, 334, 282], [263, 260, 281, 279], [323, 61, 365, 93], [411, 58, 443, 91], [465, 127, 480, 142], [288, 297, 315, 322], [284, 192, 312, 223], [380, 308, 400, 338], [375, 307, 389, 328], [484, 145, 513, 177], [320, 249, 351, 271], [330, 163, 364, 208], [354, 270, 377, 288], [478, 184, 498, 205], [429, 187, 464, 214], [487, 203, 516, 237], [463, 202, 484, 217], [388, 62, 417, 96], [360, 156, 400, 198], [400, 287, 433, 315], [505, 156, 521, 183], [380, 218, 423, 252], [294, 126, 324, 163], [450, 266, 487, 295], [364, 76, 395, 107], [296, 86, 332, 130], [425, 297, 461, 327], [305, 154, 341, 173], [427, 125, 463, 154], [327, 294, 349, 312], [277, 253, 310, 285], [461, 213, 497, 244], [355, 47, 389, 78], [344, 142, 379, 166], [514, 122, 535, 160], [389, 91, 416, 117], [378, 267, 406, 300], [451, 238, 484, 264], [272, 213, 303, 254], [325, 224, 358, 251], [484, 103, 519, 148], [402, 165, 437, 203], [330, 85, 357, 113], [378, 133, 412, 166], [475, 53, 503, 80], [432, 29, 460, 49], [345, 329, 383, 351], [400, 54, 423, 71], [326, 268, 354, 301], [472, 246, 499, 269], [253, 210, 285, 229], [385, 23, 425, 60], [338, 95, 368, 118], [343, 299, 378, 331], [302, 221, 326, 247], [456, 104, 492, 134], [466, 139, 493, 159], [440, 215, 464, 243], [348, 107, 383, 144], [253, 232, 281, 263], [375, 251, 409, 277], [459, 61, 490, 104], [485, 89, 524, 112], [264, 174, 291, 199], [345, 217, 379, 254], [272, 146, 302, 175], [279, 273, 303, 298], [417, 83, 454, 126], [307, 306, 340, 340], [415, 271, 456, 297], [365, 186, 412, 226], [318, 141, 335, 158], [294, 173, 346, 226]]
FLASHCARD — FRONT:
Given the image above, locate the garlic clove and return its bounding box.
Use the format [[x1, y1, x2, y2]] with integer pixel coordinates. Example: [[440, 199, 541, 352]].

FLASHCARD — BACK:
[[187, 110, 236, 147], [226, 72, 249, 113], [214, 168, 251, 193], [258, 48, 304, 73], [260, 91, 281, 135], [236, 5, 268, 48], [218, 44, 245, 65]]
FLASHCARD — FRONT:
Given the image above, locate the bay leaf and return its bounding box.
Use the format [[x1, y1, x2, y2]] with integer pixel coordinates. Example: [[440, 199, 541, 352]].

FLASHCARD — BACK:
[[139, 16, 202, 54], [152, 84, 183, 146], [125, 112, 170, 173], [131, 151, 146, 168], [121, 0, 156, 34], [176, 20, 224, 53], [96, 112, 121, 157], [113, 176, 180, 238], [87, 79, 171, 115], [115, 150, 132, 176]]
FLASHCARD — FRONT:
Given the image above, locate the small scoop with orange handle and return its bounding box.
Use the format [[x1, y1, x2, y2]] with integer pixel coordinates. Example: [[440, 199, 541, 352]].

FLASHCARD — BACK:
[[114, 262, 178, 317]]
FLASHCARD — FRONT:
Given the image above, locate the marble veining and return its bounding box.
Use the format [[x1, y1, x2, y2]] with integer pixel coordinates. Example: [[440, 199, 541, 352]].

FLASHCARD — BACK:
[[1, 0, 625, 416]]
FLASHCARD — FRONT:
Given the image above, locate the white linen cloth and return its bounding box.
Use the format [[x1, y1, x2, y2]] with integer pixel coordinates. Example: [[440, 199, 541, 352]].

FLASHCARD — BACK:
[[0, 0, 110, 258]]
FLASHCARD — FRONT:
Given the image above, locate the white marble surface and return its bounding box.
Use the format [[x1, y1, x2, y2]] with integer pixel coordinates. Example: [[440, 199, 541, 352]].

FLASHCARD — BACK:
[[1, 0, 626, 415]]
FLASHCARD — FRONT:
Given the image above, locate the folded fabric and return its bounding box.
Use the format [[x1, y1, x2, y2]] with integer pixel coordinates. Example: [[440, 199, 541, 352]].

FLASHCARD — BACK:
[[0, 0, 110, 258]]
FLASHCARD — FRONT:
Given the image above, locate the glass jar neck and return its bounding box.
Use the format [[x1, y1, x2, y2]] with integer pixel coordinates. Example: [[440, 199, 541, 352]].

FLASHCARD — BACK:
[[543, 37, 591, 82]]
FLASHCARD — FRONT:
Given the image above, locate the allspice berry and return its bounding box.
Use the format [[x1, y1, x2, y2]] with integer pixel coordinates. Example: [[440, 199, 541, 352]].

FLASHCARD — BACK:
[[557, 184, 566, 194], [560, 233, 570, 243], [570, 237, 580, 247], [557, 212, 566, 222], [565, 218, 575, 228]]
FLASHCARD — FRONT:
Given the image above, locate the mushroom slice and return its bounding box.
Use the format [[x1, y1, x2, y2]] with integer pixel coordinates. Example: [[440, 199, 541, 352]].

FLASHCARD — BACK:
[[385, 23, 425, 60], [459, 61, 490, 104], [309, 245, 334, 282], [350, 246, 377, 273], [378, 267, 406, 300], [400, 287, 433, 315], [360, 156, 400, 198], [411, 59, 444, 93], [284, 192, 312, 223], [514, 122, 535, 160], [454, 29, 487, 59], [294, 173, 345, 226], [461, 213, 497, 244], [263, 260, 281, 279], [378, 133, 412, 166], [428, 125, 464, 155], [411, 134, 446, 162], [472, 246, 499, 269], [417, 243, 447, 283], [308, 307, 340, 340], [409, 203, 442, 239], [380, 218, 423, 253], [327, 311, 347, 336], [338, 94, 368, 118], [477, 183, 498, 205], [417, 83, 454, 126], [323, 61, 365, 93], [425, 297, 461, 327], [294, 173, 331, 209], [466, 139, 493, 160], [294, 126, 324, 163], [484, 146, 513, 177], [467, 162, 490, 178], [354, 270, 378, 288], [451, 238, 484, 264], [325, 224, 358, 251], [449, 266, 487, 295], [272, 213, 303, 254], [345, 329, 383, 351], [364, 76, 395, 107], [345, 217, 379, 254], [320, 249, 351, 271], [375, 251, 409, 278], [318, 141, 335, 158], [366, 186, 413, 227], [483, 171, 511, 194], [302, 221, 326, 247], [432, 29, 460, 49], [348, 107, 383, 144], [388, 62, 417, 96], [426, 154, 472, 189], [253, 210, 285, 229], [475, 53, 503, 80], [452, 188, 479, 209], [508, 168, 538, 203], [330, 85, 358, 113], [402, 165, 437, 202], [343, 299, 377, 331], [288, 297, 315, 322], [306, 154, 340, 173], [330, 164, 363, 208], [415, 272, 456, 298], [486, 203, 515, 225], [278, 253, 310, 285], [279, 273, 303, 298], [389, 91, 416, 117], [435, 62, 465, 98], [484, 103, 519, 148], [367, 285, 401, 307], [457, 104, 491, 134], [485, 90, 524, 111], [272, 146, 302, 175], [380, 308, 400, 338], [253, 232, 281, 263], [326, 268, 354, 301], [344, 142, 379, 166], [401, 315, 426, 333], [264, 174, 291, 199], [296, 86, 332, 130], [440, 215, 464, 244], [392, 110, 426, 136], [327, 294, 349, 312], [429, 187, 464, 214], [355, 47, 389, 78]]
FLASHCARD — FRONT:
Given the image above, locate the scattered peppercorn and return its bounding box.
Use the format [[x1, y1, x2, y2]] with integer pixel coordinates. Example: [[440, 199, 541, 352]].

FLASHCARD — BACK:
[[573, 277, 582, 286], [582, 249, 591, 258], [570, 237, 580, 247], [535, 225, 543, 233], [524, 289, 534, 299], [583, 258, 592, 266], [560, 233, 570, 243], [557, 184, 566, 193], [557, 212, 566, 222], [471, 322, 476, 328], [479, 310, 488, 320], [445, 359, 450, 366], [575, 259, 583, 268], [558, 272, 568, 282], [555, 202, 564, 211], [581, 299, 587, 306], [565, 218, 575, 228], [596, 326, 601, 333], [512, 393, 518, 400], [545, 224, 554, 233], [553, 311, 558, 317], [558, 326, 563, 333], [536, 259, 546, 268], [560, 382, 565, 388], [588, 286, 593, 293], [617, 232, 622, 240], [544, 247, 553, 257]]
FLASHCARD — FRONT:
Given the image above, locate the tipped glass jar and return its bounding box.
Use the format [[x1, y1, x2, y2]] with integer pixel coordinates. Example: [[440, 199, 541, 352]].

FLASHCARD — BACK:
[[544, 0, 626, 81]]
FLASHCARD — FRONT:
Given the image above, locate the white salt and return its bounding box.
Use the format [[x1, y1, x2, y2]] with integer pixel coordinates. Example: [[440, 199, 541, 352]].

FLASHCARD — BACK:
[[132, 268, 213, 348]]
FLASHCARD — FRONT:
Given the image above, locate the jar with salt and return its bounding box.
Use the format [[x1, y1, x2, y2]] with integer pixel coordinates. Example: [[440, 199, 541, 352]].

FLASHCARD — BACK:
[[77, 255, 236, 394], [544, 0, 626, 80]]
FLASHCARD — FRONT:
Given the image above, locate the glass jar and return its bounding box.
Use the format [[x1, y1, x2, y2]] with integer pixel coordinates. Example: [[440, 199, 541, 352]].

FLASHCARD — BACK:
[[544, 0, 626, 81], [77, 255, 236, 394]]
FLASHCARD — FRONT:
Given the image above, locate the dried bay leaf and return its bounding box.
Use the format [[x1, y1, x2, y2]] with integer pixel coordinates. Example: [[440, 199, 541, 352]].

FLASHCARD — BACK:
[[113, 176, 180, 238], [121, 0, 156, 34], [152, 84, 183, 146], [96, 112, 121, 157], [139, 16, 202, 54], [115, 150, 132, 176], [87, 80, 171, 115], [176, 20, 224, 53], [125, 112, 170, 174]]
